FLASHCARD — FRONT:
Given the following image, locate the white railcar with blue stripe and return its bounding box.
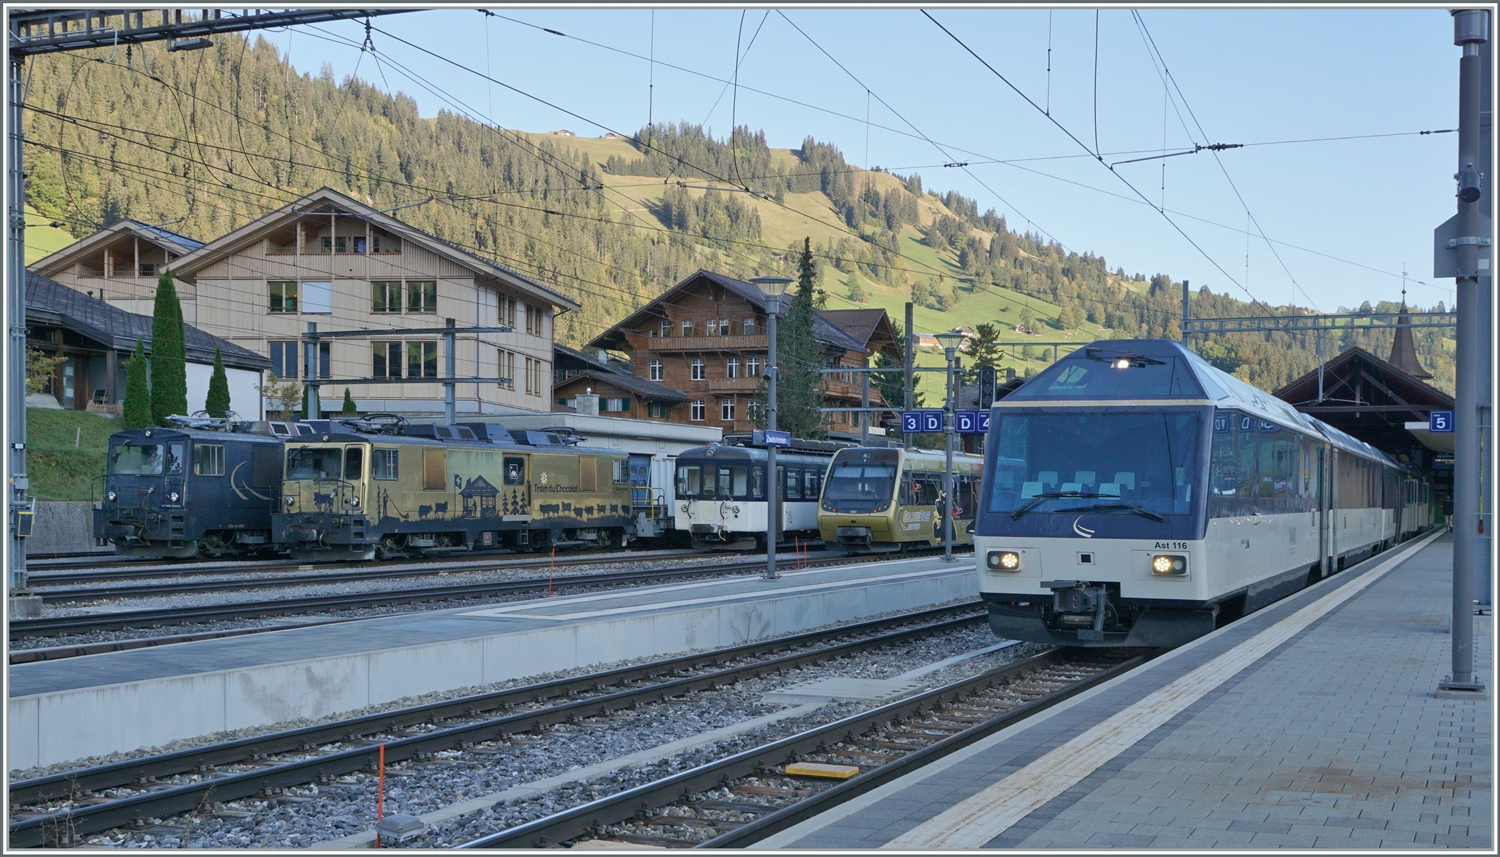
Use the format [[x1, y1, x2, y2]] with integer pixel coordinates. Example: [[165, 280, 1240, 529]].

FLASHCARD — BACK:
[[976, 340, 1432, 648]]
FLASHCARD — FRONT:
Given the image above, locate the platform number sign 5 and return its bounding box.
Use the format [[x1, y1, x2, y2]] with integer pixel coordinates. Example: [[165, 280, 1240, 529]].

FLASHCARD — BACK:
[[1430, 410, 1455, 433]]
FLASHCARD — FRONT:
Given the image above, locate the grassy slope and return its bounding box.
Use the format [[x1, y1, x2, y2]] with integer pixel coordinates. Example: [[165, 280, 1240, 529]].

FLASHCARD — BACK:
[[24, 205, 76, 264], [25, 408, 117, 501]]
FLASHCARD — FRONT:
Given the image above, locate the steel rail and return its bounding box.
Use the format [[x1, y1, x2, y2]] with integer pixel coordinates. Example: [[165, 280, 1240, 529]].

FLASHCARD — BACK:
[[459, 650, 1150, 849], [8, 605, 986, 846]]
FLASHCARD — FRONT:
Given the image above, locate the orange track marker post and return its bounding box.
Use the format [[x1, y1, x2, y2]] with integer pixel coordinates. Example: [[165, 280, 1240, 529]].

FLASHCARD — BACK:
[[548, 546, 556, 597], [375, 742, 385, 847]]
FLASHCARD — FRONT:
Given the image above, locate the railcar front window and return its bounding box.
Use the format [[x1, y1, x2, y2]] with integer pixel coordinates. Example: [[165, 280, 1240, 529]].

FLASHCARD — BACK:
[[286, 447, 343, 480], [822, 450, 899, 512], [676, 464, 702, 500], [986, 412, 1201, 517], [109, 443, 165, 475]]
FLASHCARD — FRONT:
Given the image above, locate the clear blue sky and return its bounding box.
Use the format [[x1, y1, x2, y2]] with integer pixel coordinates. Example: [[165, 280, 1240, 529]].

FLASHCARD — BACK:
[[287, 6, 1464, 313]]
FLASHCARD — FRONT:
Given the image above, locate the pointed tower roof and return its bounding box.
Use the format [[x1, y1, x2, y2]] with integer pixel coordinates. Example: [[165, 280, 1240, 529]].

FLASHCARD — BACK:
[[1387, 293, 1433, 380]]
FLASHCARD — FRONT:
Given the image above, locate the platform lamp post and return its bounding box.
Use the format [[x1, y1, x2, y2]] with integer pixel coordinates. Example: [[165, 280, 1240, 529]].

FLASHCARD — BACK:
[[751, 276, 792, 581], [935, 332, 966, 563]]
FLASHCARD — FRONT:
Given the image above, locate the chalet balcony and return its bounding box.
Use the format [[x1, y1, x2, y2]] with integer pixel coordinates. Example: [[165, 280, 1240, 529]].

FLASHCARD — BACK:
[[625, 332, 768, 353], [822, 377, 887, 403], [707, 376, 762, 393]]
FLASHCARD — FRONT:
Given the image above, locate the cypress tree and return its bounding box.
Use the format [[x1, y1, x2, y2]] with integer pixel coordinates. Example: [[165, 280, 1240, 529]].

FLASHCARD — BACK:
[[122, 339, 152, 429], [205, 346, 231, 417], [149, 270, 188, 424], [341, 388, 358, 416]]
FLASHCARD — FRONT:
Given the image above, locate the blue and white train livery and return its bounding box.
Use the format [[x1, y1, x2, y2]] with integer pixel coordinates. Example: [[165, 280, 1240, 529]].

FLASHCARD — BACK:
[[976, 339, 1432, 648]]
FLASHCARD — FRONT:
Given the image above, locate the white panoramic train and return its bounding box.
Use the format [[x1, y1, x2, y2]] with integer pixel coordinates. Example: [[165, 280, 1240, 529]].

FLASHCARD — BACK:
[[674, 438, 850, 550], [976, 339, 1434, 648]]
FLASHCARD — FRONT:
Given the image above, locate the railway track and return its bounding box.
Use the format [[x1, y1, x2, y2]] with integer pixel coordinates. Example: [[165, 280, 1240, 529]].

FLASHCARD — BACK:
[[458, 648, 1150, 849], [11, 548, 962, 646], [25, 550, 707, 599], [8, 604, 989, 848]]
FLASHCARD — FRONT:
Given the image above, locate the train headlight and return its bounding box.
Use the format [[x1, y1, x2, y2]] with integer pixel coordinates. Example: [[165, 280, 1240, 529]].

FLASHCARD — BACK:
[[284, 495, 296, 508], [167, 492, 180, 503], [106, 490, 117, 502], [1152, 554, 1188, 575], [987, 550, 1021, 571], [345, 496, 361, 508]]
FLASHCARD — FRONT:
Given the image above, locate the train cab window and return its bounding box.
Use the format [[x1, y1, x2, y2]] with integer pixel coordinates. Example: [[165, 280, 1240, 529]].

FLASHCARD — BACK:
[[751, 466, 765, 499], [110, 443, 164, 475], [344, 446, 364, 480], [504, 456, 526, 486], [804, 470, 821, 500], [715, 465, 748, 499], [373, 449, 400, 480], [676, 464, 702, 498], [166, 443, 185, 475], [613, 458, 629, 484], [287, 447, 343, 479], [194, 444, 225, 476]]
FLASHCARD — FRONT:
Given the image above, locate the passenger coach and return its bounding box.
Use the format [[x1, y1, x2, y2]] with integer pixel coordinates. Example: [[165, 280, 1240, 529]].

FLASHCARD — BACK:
[[674, 438, 847, 550], [976, 339, 1428, 648]]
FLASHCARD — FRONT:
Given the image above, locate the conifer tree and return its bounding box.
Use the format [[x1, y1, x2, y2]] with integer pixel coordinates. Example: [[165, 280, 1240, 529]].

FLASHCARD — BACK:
[[149, 271, 187, 424], [205, 346, 231, 417], [753, 238, 827, 439], [341, 388, 358, 416], [961, 323, 1004, 370], [123, 339, 152, 429]]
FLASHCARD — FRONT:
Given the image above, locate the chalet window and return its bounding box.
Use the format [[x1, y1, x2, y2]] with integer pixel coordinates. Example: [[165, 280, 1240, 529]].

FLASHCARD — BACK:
[[727, 358, 739, 379], [525, 305, 545, 337], [371, 234, 399, 254], [407, 280, 436, 314], [681, 320, 694, 337], [497, 348, 515, 390], [660, 320, 672, 337], [194, 444, 224, 476], [373, 448, 399, 480], [691, 400, 706, 421], [719, 318, 729, 335], [604, 397, 629, 412], [321, 236, 348, 254], [743, 318, 756, 335], [649, 359, 663, 381], [373, 342, 403, 378], [721, 398, 736, 422], [407, 341, 438, 378], [269, 281, 298, 313], [301, 281, 332, 314], [691, 359, 706, 381], [649, 402, 668, 418], [707, 319, 719, 336], [139, 263, 157, 277], [372, 281, 402, 313], [269, 341, 298, 379], [748, 357, 762, 378]]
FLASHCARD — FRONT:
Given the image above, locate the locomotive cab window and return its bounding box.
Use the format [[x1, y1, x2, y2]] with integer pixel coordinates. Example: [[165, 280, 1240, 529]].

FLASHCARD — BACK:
[[373, 449, 399, 480], [287, 447, 343, 480], [344, 446, 364, 480], [166, 443, 185, 475], [110, 443, 164, 475], [676, 464, 701, 498], [194, 444, 225, 476]]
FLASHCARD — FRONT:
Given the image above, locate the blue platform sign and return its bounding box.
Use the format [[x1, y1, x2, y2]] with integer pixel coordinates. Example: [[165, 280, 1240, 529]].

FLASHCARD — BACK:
[[901, 410, 944, 433], [763, 429, 792, 448], [956, 411, 977, 434], [1430, 410, 1455, 433], [976, 411, 990, 434]]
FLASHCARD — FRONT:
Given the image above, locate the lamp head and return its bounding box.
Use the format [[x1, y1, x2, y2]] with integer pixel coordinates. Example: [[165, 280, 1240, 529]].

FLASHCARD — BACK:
[[749, 276, 793, 313]]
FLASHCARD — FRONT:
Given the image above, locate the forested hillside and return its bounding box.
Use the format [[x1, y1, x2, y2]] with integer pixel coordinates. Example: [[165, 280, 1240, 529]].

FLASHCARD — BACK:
[[21, 33, 1453, 394]]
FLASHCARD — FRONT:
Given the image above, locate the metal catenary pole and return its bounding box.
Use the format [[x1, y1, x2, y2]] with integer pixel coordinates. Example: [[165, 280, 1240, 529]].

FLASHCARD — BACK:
[[304, 322, 320, 418], [765, 298, 780, 581], [903, 301, 914, 450], [7, 36, 30, 597], [1440, 8, 1488, 695], [444, 317, 456, 425], [943, 344, 956, 562], [1477, 29, 1494, 612]]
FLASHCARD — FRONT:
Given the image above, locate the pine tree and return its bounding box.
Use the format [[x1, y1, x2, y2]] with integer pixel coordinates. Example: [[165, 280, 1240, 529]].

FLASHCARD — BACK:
[[149, 271, 188, 424], [341, 388, 358, 416], [205, 346, 231, 417], [753, 238, 828, 439], [961, 323, 1004, 369], [122, 339, 152, 429]]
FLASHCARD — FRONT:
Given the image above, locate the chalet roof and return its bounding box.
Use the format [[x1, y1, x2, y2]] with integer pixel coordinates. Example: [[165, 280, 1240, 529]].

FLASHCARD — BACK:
[[164, 187, 580, 313], [29, 217, 204, 278], [553, 344, 688, 402], [25, 272, 270, 370], [588, 269, 867, 355], [1274, 345, 1452, 412], [1386, 305, 1432, 380], [817, 308, 901, 358]]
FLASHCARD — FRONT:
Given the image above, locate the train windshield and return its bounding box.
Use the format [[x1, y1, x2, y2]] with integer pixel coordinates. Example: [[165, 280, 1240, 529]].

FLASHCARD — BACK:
[[985, 412, 1201, 517], [822, 449, 900, 512], [676, 462, 753, 500], [109, 442, 165, 475], [286, 446, 344, 480]]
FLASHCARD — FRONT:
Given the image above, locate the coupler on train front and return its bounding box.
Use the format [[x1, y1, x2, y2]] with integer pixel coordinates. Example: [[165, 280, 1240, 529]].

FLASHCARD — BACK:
[[271, 511, 377, 561]]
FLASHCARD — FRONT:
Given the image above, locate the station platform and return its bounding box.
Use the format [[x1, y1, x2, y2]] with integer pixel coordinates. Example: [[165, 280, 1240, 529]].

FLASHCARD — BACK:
[[7, 554, 973, 770], [764, 531, 1492, 850]]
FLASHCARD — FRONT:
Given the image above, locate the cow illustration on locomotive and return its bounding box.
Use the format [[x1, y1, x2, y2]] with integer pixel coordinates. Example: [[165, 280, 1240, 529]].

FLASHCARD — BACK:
[[273, 416, 632, 560]]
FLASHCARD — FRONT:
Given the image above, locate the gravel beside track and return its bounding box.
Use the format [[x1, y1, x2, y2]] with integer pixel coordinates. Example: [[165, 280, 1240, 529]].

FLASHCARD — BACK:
[[14, 607, 1045, 849]]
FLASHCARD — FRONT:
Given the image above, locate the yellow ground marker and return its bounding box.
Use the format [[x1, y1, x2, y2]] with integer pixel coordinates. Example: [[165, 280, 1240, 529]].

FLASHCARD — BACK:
[[786, 762, 860, 779]]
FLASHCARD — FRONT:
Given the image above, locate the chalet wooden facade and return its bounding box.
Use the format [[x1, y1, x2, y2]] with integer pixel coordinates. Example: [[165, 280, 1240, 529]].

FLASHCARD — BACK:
[[110, 187, 580, 417], [581, 270, 901, 435], [30, 218, 205, 316]]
